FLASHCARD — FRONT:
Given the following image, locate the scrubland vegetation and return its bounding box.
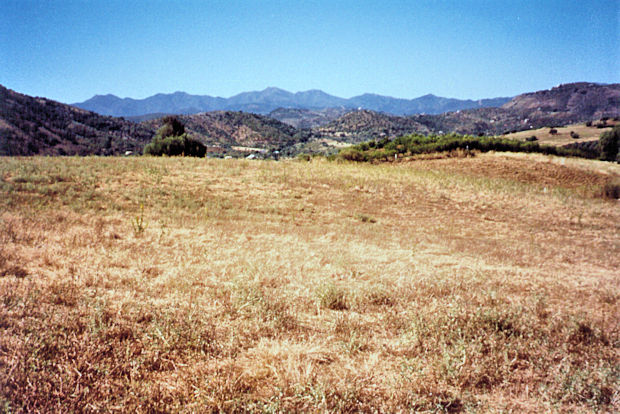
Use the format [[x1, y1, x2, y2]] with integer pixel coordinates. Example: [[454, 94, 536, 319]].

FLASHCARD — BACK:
[[338, 133, 597, 163], [338, 124, 620, 164], [0, 153, 618, 412]]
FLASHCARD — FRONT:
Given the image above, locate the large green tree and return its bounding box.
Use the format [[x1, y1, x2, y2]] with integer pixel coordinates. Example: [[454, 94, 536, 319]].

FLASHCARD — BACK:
[[157, 116, 185, 138], [143, 116, 206, 157]]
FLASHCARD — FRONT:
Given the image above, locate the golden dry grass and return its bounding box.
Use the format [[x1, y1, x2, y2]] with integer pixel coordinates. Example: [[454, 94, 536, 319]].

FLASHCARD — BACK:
[[502, 121, 616, 146], [0, 154, 618, 412]]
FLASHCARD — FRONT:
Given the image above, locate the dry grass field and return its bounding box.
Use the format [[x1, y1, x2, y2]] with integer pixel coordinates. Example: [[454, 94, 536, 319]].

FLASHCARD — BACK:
[[502, 121, 616, 147], [0, 153, 618, 412]]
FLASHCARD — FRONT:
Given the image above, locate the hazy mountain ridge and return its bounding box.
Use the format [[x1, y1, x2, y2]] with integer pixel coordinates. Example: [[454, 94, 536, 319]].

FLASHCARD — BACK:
[[74, 87, 511, 117], [79, 92, 227, 117]]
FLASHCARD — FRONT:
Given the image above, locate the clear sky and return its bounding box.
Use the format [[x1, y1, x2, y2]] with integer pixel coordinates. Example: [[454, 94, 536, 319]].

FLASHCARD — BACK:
[[1, 0, 618, 103]]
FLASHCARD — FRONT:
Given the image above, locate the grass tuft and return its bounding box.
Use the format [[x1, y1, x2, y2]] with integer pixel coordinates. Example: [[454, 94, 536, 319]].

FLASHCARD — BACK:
[[315, 281, 348, 310]]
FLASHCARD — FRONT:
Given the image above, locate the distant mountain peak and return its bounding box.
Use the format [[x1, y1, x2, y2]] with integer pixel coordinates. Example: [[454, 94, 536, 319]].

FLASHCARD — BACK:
[[356, 93, 382, 98], [296, 89, 331, 95], [258, 87, 291, 96], [90, 93, 120, 100]]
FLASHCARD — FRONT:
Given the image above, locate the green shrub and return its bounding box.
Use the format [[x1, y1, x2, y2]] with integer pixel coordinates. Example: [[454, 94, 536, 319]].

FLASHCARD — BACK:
[[339, 148, 368, 162], [598, 125, 619, 162], [143, 134, 206, 157]]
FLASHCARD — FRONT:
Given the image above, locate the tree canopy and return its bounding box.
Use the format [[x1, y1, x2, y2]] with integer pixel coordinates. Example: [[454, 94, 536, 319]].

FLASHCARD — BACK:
[[143, 116, 206, 157], [599, 125, 619, 162]]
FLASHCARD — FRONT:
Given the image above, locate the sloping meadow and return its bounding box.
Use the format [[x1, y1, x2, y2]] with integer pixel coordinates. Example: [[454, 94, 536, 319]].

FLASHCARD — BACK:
[[0, 154, 618, 412]]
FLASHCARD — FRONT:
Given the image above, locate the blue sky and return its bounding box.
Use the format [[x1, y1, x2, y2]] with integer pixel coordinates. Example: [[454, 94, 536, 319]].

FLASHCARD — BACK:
[[1, 0, 618, 103]]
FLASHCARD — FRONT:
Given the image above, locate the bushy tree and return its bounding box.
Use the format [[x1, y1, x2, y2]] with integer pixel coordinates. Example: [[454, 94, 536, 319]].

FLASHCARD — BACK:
[[599, 125, 619, 162], [143, 116, 206, 157], [158, 116, 185, 138]]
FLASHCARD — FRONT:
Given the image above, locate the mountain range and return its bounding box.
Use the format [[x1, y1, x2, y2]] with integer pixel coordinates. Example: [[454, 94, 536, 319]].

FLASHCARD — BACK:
[[1, 82, 618, 157], [73, 87, 511, 118]]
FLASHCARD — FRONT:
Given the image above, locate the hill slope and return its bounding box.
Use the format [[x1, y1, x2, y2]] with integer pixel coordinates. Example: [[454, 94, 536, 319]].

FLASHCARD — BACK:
[[142, 111, 301, 150], [268, 107, 351, 129], [315, 110, 430, 143], [309, 83, 619, 140], [0, 85, 308, 156], [409, 83, 620, 136], [502, 82, 620, 117], [0, 85, 154, 156]]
